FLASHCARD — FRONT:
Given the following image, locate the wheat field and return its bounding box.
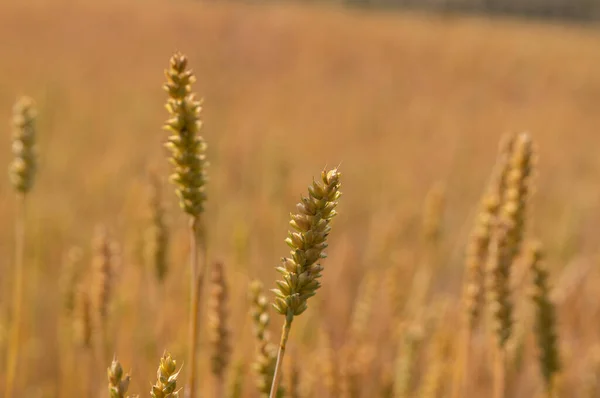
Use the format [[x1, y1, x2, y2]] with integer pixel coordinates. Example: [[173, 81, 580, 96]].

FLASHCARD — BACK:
[[1, 0, 600, 397]]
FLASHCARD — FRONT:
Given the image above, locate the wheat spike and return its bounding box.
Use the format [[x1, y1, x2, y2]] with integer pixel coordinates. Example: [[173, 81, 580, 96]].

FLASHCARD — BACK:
[[151, 352, 182, 398], [249, 281, 283, 397], [145, 172, 169, 283], [527, 241, 561, 395], [74, 289, 93, 349], [209, 261, 230, 396], [9, 96, 37, 194], [107, 357, 131, 398], [60, 247, 84, 317], [422, 181, 445, 245], [163, 52, 208, 217]]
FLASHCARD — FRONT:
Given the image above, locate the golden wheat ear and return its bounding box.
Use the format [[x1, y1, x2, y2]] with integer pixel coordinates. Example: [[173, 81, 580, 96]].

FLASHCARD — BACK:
[[526, 241, 561, 396], [487, 133, 535, 398], [269, 168, 342, 397]]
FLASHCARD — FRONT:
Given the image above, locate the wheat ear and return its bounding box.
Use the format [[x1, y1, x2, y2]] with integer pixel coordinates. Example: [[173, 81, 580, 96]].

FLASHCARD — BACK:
[[107, 357, 132, 398], [249, 280, 283, 397], [455, 135, 515, 398], [526, 241, 560, 397], [151, 352, 183, 398], [163, 51, 208, 398], [208, 261, 230, 398], [145, 171, 169, 284], [488, 133, 534, 398], [4, 96, 38, 397], [269, 168, 342, 398]]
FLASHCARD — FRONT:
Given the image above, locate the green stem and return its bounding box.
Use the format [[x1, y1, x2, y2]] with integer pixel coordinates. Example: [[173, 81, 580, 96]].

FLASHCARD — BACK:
[[269, 314, 293, 398], [5, 195, 26, 397], [186, 216, 207, 398]]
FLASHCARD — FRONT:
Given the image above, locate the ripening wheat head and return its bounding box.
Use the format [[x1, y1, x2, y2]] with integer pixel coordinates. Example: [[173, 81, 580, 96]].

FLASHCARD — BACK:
[[151, 352, 182, 398], [9, 96, 37, 195], [208, 261, 231, 379], [272, 168, 342, 318], [249, 281, 281, 397], [526, 241, 560, 392], [487, 132, 534, 348], [464, 134, 515, 330], [107, 357, 131, 398], [145, 172, 169, 283], [163, 52, 208, 217]]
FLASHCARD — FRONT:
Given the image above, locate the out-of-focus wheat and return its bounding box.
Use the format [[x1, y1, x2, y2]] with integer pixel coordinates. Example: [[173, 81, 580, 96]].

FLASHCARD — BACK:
[[4, 96, 38, 398], [487, 133, 534, 398], [208, 261, 230, 398], [526, 241, 560, 397], [145, 172, 169, 284], [249, 280, 283, 398]]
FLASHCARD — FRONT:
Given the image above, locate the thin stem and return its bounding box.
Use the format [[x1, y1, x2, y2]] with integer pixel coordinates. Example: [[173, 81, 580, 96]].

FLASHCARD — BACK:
[[4, 195, 26, 397], [452, 326, 473, 398], [493, 346, 506, 398], [214, 374, 224, 398], [270, 314, 293, 398], [186, 216, 207, 398]]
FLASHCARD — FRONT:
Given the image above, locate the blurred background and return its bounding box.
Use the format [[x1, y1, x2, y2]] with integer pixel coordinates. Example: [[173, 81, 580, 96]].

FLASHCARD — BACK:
[[1, 0, 599, 397]]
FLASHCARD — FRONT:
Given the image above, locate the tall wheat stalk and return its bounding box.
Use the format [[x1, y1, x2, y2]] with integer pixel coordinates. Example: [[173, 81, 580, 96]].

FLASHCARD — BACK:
[[4, 96, 37, 397], [454, 135, 515, 398], [487, 133, 534, 398], [163, 52, 208, 398], [269, 168, 342, 398]]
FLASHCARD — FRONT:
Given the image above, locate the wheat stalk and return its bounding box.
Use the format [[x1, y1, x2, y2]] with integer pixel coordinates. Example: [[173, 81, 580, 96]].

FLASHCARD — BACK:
[[4, 96, 38, 397], [269, 168, 342, 398], [163, 51, 208, 398]]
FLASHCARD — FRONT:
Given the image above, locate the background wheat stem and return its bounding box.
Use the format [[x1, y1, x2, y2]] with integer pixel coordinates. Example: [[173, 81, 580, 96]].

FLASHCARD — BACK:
[[269, 315, 293, 398], [187, 216, 200, 398], [494, 346, 507, 398], [4, 195, 26, 397]]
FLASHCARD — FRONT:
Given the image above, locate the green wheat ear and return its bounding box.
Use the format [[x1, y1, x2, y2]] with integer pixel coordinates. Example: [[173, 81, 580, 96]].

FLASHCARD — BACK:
[[163, 52, 208, 217], [151, 352, 182, 398], [272, 168, 342, 317], [107, 357, 131, 398]]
